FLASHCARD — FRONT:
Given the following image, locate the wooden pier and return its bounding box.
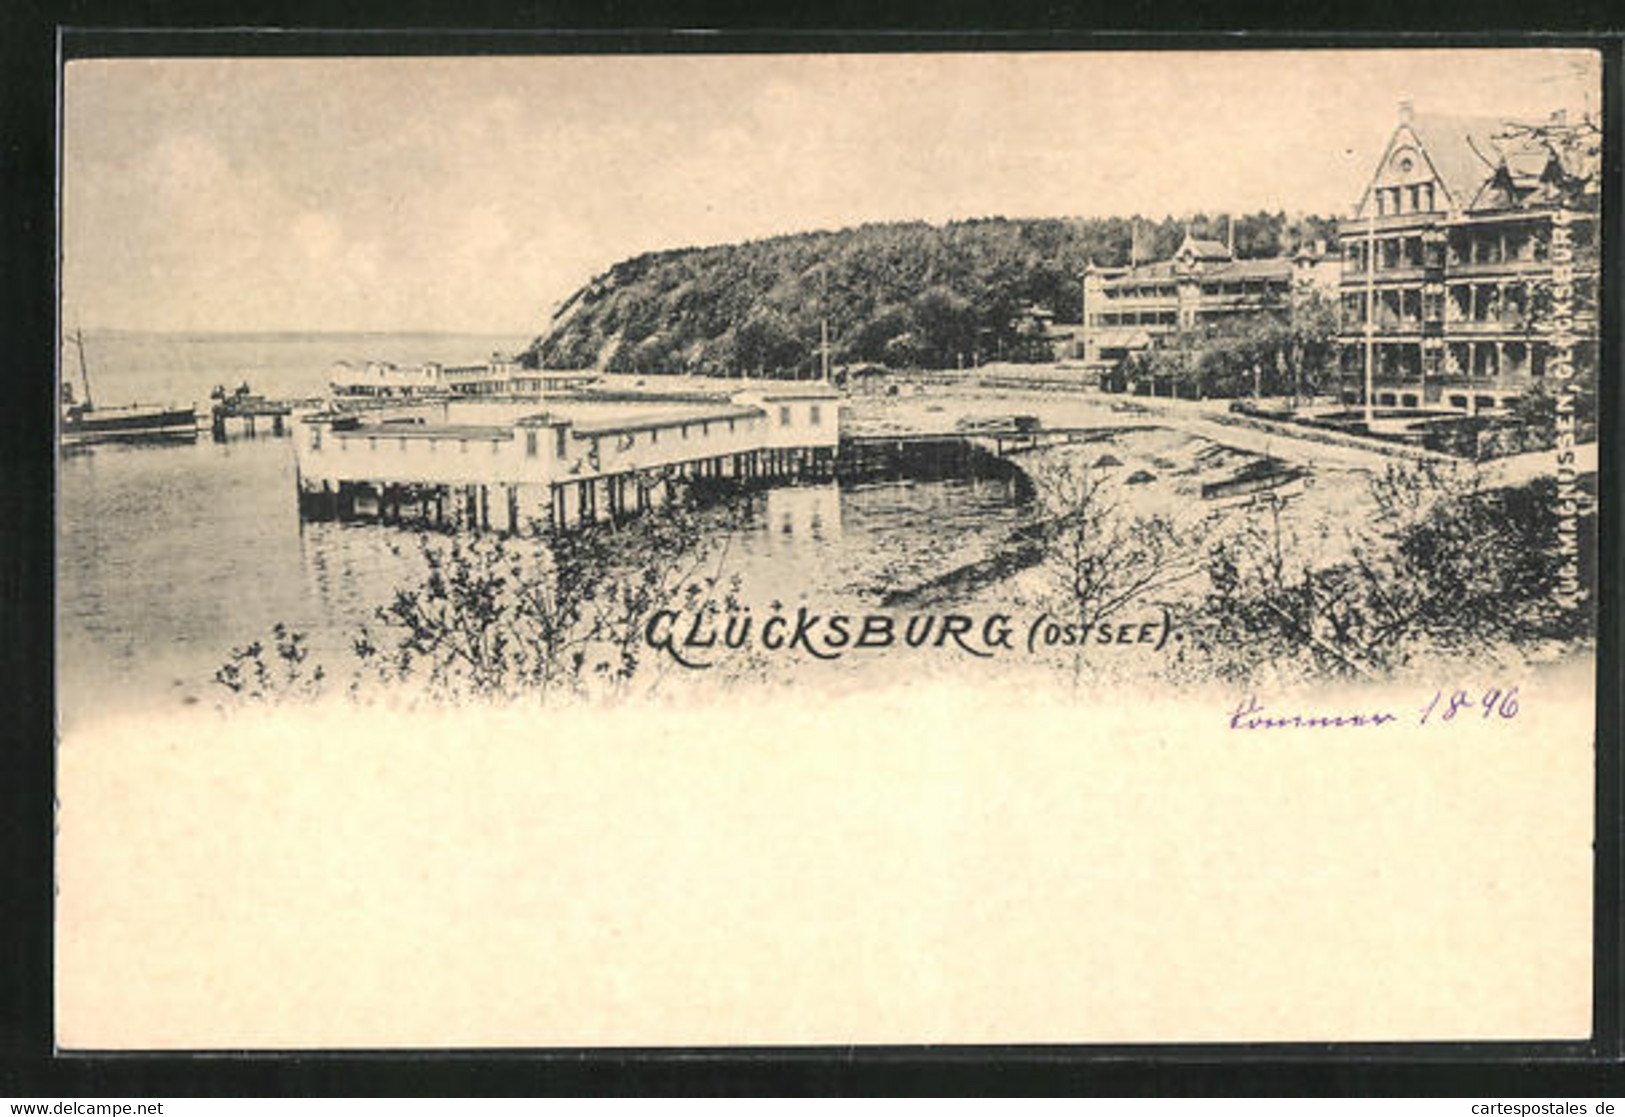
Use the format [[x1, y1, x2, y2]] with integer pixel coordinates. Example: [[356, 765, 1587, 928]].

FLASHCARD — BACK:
[[297, 444, 839, 533], [210, 386, 323, 440], [835, 425, 1131, 483], [292, 387, 844, 535]]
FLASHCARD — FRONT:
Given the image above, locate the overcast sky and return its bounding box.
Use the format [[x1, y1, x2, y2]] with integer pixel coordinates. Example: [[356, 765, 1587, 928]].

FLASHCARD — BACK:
[[62, 48, 1599, 334]]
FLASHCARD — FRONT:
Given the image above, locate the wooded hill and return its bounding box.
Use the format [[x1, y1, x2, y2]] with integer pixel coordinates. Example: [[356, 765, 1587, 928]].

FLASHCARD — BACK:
[[521, 212, 1339, 376]]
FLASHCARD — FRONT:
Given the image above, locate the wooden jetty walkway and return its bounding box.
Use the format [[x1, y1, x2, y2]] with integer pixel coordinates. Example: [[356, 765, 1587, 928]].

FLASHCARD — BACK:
[[835, 425, 1132, 482], [210, 385, 325, 439]]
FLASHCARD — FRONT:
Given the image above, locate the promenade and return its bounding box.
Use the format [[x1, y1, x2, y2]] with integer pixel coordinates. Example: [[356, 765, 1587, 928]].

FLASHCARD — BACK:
[[844, 370, 1597, 484]]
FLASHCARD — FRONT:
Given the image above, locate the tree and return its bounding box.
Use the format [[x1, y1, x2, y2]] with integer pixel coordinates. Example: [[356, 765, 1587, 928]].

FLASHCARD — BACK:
[[909, 285, 977, 368], [1279, 288, 1340, 406], [734, 308, 803, 376], [1184, 464, 1592, 683], [1030, 457, 1205, 679], [521, 213, 1342, 373], [215, 494, 751, 706], [882, 331, 925, 370]]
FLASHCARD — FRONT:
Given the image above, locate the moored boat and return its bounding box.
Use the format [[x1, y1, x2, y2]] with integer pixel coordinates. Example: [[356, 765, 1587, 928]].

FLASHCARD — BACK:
[[61, 330, 199, 446], [62, 401, 201, 444]]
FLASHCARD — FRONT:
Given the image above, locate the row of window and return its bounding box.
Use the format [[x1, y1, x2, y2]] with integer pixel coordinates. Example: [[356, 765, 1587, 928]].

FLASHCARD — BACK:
[[1090, 311, 1179, 328], [1340, 279, 1592, 329], [1198, 280, 1280, 297], [1103, 280, 1280, 299], [1339, 340, 1546, 380], [1105, 284, 1178, 300], [1371, 182, 1437, 217], [1343, 228, 1559, 272]]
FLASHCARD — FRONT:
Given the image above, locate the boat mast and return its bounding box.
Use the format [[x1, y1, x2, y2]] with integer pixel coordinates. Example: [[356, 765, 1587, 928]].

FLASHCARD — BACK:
[[72, 327, 94, 409]]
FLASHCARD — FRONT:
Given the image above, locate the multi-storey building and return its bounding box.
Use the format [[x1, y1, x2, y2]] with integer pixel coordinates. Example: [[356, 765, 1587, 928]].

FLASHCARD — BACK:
[[1336, 102, 1599, 414], [1079, 232, 1337, 381]]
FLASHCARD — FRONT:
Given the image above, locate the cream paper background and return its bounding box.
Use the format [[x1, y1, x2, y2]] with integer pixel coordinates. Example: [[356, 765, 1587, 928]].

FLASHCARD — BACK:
[[56, 666, 1593, 1049]]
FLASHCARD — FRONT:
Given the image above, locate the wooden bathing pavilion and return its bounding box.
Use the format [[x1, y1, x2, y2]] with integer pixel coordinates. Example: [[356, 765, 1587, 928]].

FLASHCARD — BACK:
[[292, 385, 843, 533]]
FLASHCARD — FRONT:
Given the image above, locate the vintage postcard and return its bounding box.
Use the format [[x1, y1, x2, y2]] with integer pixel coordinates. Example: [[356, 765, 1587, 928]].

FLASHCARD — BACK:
[[55, 45, 1601, 1048]]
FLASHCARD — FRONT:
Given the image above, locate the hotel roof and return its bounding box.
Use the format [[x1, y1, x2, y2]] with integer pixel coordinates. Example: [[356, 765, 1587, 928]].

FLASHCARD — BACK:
[[1358, 110, 1582, 217], [1402, 113, 1508, 210]]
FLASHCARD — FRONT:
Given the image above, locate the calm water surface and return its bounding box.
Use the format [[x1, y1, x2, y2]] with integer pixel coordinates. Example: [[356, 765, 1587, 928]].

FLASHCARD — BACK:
[[58, 332, 1033, 726]]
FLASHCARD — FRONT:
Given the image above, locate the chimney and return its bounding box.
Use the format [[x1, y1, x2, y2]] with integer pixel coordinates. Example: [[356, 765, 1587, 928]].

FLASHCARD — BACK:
[[1398, 98, 1414, 124], [1551, 108, 1567, 126]]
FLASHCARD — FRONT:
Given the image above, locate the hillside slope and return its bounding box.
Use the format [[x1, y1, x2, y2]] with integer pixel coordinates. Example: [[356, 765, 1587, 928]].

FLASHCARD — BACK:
[[522, 212, 1337, 376]]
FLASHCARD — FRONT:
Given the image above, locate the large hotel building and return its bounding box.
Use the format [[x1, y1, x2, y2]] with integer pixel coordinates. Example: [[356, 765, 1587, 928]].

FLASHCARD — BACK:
[[1335, 102, 1599, 413], [1078, 232, 1339, 380]]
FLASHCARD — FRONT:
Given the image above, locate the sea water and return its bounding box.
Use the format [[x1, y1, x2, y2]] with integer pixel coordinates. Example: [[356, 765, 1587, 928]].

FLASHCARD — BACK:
[[57, 331, 1032, 727]]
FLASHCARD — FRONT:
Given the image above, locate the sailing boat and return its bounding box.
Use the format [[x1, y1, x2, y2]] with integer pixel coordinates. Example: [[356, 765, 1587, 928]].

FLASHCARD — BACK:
[[61, 330, 199, 445]]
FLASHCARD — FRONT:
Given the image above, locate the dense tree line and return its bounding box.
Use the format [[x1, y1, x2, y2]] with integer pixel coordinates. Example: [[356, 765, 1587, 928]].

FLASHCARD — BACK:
[[523, 212, 1338, 377]]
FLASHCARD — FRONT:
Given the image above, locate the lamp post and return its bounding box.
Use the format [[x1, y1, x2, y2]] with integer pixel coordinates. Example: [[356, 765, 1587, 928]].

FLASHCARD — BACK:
[[1364, 199, 1377, 428]]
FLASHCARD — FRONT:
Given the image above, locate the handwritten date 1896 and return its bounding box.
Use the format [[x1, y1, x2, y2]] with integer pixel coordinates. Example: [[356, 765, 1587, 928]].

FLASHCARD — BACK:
[[1419, 686, 1521, 724]]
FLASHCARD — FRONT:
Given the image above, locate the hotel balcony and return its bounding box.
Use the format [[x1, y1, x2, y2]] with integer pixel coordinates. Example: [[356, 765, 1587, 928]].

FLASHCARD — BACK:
[[1441, 319, 1537, 337], [1340, 266, 1431, 286], [1335, 212, 1439, 237], [1444, 257, 1552, 279]]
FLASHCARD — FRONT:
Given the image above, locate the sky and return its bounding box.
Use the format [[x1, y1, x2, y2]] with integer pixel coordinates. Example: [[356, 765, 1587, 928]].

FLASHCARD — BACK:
[[62, 48, 1600, 335]]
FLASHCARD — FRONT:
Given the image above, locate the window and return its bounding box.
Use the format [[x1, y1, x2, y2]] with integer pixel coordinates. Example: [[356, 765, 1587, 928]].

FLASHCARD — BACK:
[[398, 438, 407, 451], [460, 439, 468, 454], [311, 426, 322, 450], [1449, 394, 1468, 409], [526, 429, 537, 457], [809, 405, 822, 426], [779, 406, 791, 427], [1401, 289, 1421, 324], [1401, 393, 1418, 408], [369, 438, 377, 451], [1342, 293, 1365, 327], [1504, 284, 1526, 324], [1447, 231, 1467, 267], [555, 427, 567, 457], [651, 427, 659, 444]]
